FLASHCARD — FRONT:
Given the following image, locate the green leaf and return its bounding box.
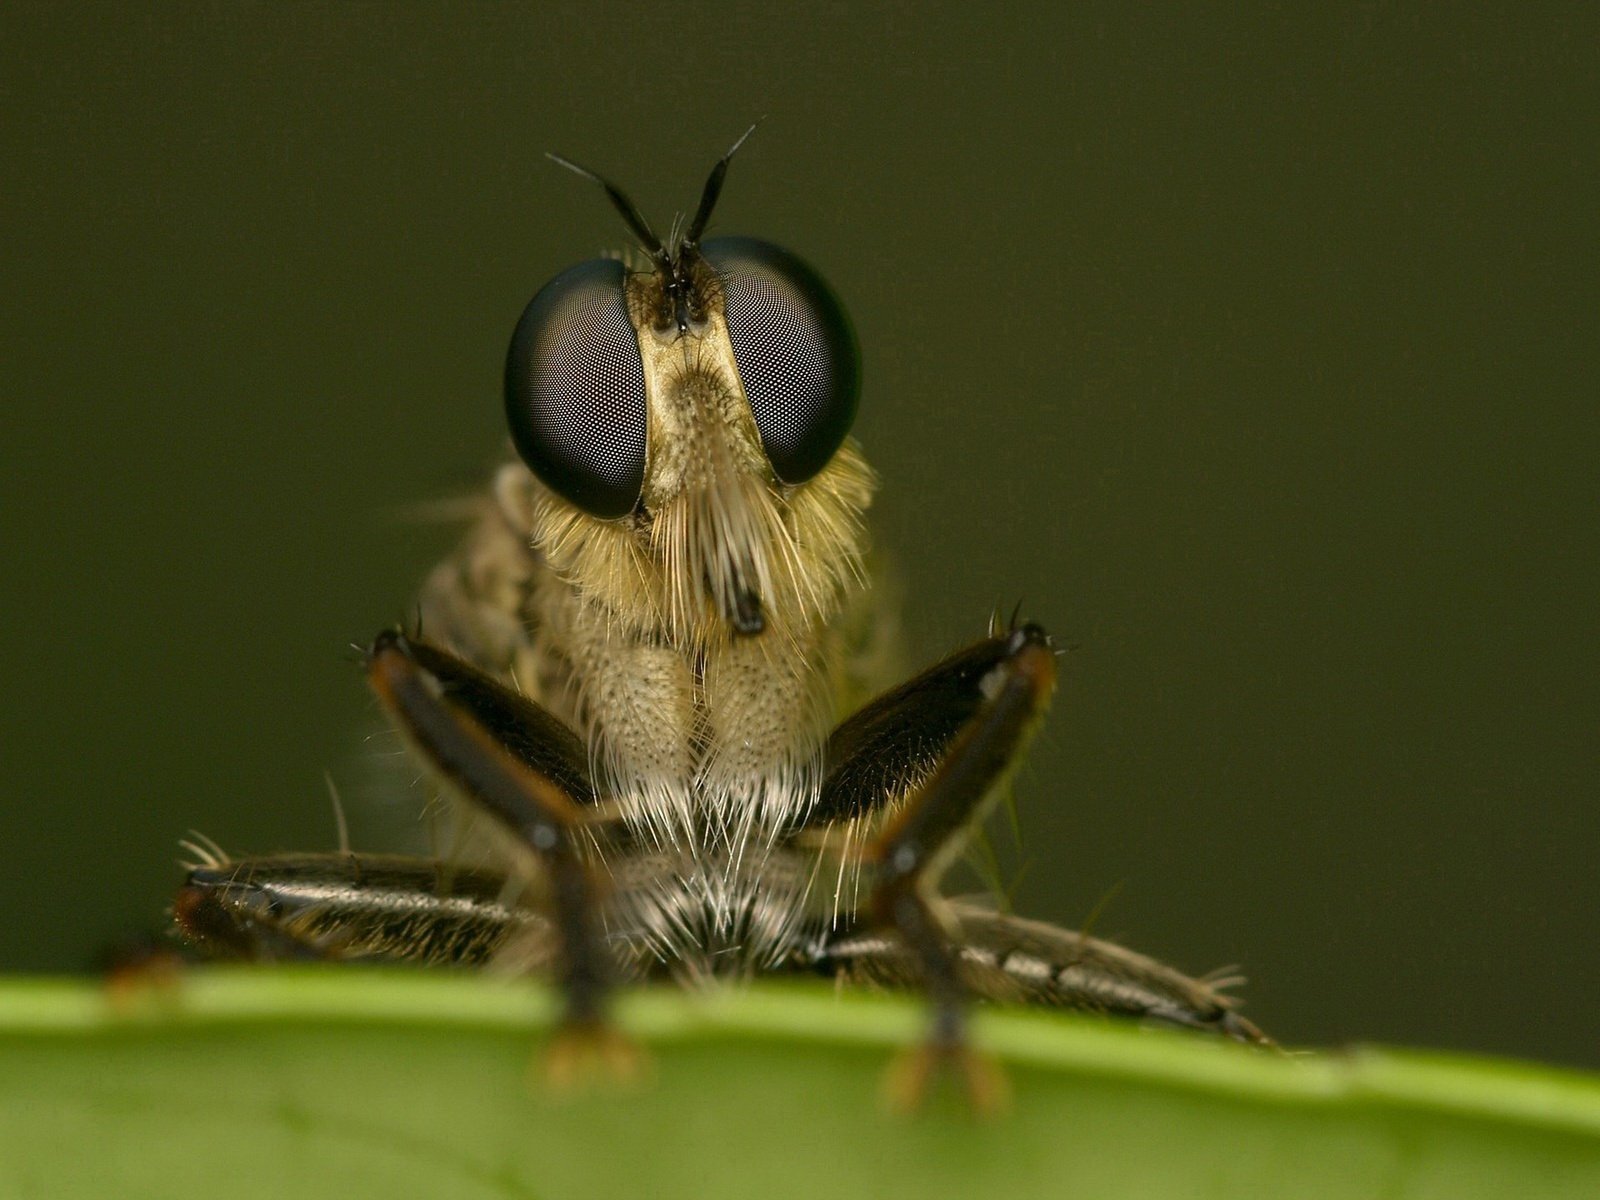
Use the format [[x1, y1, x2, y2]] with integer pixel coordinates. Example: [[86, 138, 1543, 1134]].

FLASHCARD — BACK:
[[3, 969, 1596, 1199]]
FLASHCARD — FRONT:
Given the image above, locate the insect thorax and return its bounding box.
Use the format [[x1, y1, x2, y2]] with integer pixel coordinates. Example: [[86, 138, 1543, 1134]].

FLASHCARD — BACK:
[[418, 442, 889, 975]]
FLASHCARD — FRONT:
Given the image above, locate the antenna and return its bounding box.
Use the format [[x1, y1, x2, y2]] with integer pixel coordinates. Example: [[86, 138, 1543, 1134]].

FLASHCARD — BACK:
[[547, 122, 762, 259], [685, 121, 760, 246], [545, 151, 665, 259]]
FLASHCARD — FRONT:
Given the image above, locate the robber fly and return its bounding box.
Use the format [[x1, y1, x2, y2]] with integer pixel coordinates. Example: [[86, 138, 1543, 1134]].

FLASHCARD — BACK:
[[174, 129, 1266, 1102]]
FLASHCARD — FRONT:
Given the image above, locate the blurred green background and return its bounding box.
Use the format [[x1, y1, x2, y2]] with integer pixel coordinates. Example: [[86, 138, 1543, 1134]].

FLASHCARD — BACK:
[[2, 6, 1594, 1068]]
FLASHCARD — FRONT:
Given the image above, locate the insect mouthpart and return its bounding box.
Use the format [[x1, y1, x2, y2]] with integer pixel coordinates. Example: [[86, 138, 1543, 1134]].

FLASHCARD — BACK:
[[731, 584, 764, 636]]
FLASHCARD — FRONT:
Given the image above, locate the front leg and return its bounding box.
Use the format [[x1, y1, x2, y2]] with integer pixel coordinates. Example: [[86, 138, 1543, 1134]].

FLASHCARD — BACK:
[[365, 631, 627, 1074], [815, 623, 1059, 1106]]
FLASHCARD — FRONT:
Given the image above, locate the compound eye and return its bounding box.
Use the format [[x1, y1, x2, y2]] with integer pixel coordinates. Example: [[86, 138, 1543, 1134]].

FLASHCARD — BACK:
[[505, 257, 647, 518], [701, 237, 859, 484]]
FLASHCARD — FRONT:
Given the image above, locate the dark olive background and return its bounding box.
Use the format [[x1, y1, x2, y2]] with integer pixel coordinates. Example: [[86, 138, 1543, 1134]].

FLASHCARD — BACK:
[[3, 6, 1595, 1067]]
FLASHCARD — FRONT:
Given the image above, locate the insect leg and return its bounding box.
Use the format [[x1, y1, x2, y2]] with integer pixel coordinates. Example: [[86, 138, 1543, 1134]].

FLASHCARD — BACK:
[[818, 624, 1057, 1106], [174, 851, 543, 969], [811, 624, 1053, 827], [814, 903, 1268, 1045], [372, 631, 598, 807], [365, 631, 616, 1046]]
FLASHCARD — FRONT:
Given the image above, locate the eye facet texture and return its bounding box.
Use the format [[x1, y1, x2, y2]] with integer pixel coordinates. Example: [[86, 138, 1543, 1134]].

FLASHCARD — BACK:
[[703, 237, 859, 484], [505, 257, 648, 518]]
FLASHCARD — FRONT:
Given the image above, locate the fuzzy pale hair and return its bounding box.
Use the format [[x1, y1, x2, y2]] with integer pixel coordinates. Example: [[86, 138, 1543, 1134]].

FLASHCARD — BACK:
[[528, 437, 875, 655]]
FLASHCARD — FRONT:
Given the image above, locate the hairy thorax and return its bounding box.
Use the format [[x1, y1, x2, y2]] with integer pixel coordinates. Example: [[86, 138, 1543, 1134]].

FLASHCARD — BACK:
[[419, 445, 886, 976]]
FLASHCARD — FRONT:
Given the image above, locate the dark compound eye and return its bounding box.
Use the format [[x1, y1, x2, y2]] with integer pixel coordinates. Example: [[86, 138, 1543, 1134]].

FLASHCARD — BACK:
[[505, 257, 648, 518], [701, 237, 859, 484]]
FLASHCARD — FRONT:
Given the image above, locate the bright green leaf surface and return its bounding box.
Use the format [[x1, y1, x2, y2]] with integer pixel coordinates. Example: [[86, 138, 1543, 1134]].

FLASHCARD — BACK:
[[2, 970, 1596, 1199]]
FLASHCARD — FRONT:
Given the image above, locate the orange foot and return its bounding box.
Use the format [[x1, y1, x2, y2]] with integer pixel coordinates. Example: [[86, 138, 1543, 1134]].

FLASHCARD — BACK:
[[881, 1039, 1011, 1117], [538, 1019, 647, 1093]]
